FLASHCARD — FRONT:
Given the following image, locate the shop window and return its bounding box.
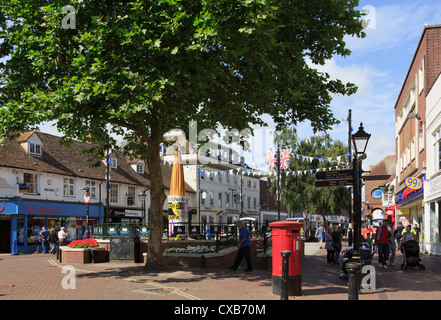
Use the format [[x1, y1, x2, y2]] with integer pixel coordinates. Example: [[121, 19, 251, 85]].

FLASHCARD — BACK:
[[66, 216, 84, 241], [24, 173, 39, 194], [27, 216, 46, 245], [17, 215, 25, 246]]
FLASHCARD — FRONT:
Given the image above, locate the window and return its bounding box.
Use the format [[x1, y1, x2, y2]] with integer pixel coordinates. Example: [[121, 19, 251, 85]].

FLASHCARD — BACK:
[[218, 173, 222, 183], [85, 180, 97, 198], [253, 198, 257, 210], [247, 180, 251, 188], [226, 174, 230, 185], [209, 191, 214, 206], [253, 181, 257, 189], [29, 143, 42, 156], [419, 60, 424, 94], [110, 184, 118, 203], [234, 177, 238, 186], [110, 158, 117, 169], [411, 138, 416, 161], [63, 178, 75, 197], [23, 173, 38, 194], [226, 194, 230, 207], [218, 192, 222, 207], [136, 164, 144, 174], [419, 127, 424, 151], [127, 186, 136, 206], [247, 197, 251, 209], [436, 129, 441, 171], [200, 191, 206, 205]]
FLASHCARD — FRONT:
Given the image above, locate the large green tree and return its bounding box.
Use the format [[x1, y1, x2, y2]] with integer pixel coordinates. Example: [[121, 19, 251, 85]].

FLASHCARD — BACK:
[[0, 0, 365, 270], [275, 128, 349, 222]]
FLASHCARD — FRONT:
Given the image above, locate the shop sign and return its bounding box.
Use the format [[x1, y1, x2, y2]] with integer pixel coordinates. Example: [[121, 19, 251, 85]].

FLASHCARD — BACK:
[[372, 208, 384, 220], [371, 188, 383, 199], [395, 177, 424, 205], [405, 176, 423, 190], [125, 209, 143, 217]]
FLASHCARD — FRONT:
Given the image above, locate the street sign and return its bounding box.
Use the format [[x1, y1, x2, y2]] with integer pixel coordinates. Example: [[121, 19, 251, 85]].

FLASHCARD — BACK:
[[315, 169, 353, 181], [83, 191, 91, 204], [314, 179, 353, 188]]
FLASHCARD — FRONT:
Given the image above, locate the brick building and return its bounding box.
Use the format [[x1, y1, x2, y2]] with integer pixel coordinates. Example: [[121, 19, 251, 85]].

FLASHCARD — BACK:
[[394, 24, 441, 252], [363, 155, 396, 225]]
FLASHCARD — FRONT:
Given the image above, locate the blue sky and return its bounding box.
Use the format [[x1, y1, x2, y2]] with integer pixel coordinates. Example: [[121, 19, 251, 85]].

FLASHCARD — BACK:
[[256, 0, 441, 172], [38, 0, 441, 171]]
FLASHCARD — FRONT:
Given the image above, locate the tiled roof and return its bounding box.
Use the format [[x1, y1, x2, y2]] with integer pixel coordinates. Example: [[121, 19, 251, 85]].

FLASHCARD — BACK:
[[0, 131, 195, 193]]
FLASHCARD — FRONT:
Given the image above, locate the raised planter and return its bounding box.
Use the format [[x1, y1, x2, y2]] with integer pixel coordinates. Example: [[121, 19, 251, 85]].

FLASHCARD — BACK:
[[143, 246, 238, 269], [61, 247, 107, 264]]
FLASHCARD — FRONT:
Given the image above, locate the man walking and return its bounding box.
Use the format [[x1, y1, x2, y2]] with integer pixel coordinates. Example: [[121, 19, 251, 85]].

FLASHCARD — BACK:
[[58, 227, 68, 246], [376, 220, 392, 269], [228, 221, 253, 272], [39, 227, 50, 254]]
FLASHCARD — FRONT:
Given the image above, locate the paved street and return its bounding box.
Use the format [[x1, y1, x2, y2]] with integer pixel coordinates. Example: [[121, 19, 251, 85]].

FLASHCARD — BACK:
[[1, 241, 441, 301]]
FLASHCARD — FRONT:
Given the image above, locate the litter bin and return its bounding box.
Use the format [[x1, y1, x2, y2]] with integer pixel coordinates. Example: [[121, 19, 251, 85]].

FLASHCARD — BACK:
[[269, 221, 303, 296], [110, 236, 141, 263]]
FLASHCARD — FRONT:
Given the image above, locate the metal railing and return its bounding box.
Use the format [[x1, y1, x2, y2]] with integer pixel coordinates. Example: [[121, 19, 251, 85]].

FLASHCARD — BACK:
[[92, 222, 273, 253]]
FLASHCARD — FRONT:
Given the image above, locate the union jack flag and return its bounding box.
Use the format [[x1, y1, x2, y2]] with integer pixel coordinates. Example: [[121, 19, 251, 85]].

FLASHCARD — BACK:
[[279, 149, 292, 170], [265, 150, 277, 170]]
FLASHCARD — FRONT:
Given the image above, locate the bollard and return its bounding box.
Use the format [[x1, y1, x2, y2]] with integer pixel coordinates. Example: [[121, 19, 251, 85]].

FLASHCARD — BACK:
[[347, 262, 361, 300], [280, 250, 292, 300]]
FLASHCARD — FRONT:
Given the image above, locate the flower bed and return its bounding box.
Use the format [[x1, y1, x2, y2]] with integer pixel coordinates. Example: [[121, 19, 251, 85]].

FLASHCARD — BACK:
[[68, 238, 99, 249]]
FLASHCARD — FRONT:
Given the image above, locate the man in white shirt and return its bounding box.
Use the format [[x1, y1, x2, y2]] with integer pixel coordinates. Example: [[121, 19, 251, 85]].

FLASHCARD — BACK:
[[58, 227, 68, 246]]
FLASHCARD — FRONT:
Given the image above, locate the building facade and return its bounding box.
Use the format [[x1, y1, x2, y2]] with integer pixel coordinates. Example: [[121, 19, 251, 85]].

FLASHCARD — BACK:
[[394, 24, 441, 254], [0, 131, 195, 253]]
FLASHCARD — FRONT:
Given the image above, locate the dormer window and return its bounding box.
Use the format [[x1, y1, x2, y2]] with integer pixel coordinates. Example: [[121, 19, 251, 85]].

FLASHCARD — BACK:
[[109, 158, 117, 169], [29, 142, 42, 156], [136, 164, 144, 174]]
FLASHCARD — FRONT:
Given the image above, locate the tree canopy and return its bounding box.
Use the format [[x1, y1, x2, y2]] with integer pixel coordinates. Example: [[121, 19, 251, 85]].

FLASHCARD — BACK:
[[274, 128, 349, 220], [0, 0, 365, 270]]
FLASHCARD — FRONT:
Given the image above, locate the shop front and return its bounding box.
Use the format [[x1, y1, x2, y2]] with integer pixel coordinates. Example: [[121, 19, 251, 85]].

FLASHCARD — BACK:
[[0, 199, 104, 254], [395, 177, 424, 249]]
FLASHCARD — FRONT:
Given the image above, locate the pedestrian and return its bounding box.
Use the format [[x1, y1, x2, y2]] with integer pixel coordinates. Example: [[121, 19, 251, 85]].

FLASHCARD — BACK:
[[228, 221, 252, 272], [375, 220, 392, 269], [365, 233, 373, 249], [39, 226, 50, 254], [205, 225, 211, 240], [324, 227, 334, 263], [48, 228, 58, 254], [401, 225, 417, 248], [34, 234, 42, 254], [58, 227, 68, 246], [315, 223, 325, 249], [330, 225, 342, 265], [396, 222, 405, 248], [372, 226, 378, 253], [388, 220, 396, 267], [413, 224, 420, 243]]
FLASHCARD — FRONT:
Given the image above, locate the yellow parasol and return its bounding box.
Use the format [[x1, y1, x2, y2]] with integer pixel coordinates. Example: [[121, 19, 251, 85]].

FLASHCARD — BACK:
[[170, 150, 186, 196]]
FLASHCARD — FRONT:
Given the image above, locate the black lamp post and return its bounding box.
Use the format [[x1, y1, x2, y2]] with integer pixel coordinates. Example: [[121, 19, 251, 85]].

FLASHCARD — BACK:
[[138, 190, 148, 224], [79, 187, 90, 239], [347, 122, 370, 300], [351, 122, 371, 252]]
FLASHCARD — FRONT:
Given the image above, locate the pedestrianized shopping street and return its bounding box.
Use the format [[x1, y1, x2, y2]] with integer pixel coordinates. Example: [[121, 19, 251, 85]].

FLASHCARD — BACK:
[[2, 242, 441, 302]]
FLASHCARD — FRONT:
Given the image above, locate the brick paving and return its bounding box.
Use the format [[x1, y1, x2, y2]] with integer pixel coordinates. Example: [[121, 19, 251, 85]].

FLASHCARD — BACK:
[[1, 241, 441, 301]]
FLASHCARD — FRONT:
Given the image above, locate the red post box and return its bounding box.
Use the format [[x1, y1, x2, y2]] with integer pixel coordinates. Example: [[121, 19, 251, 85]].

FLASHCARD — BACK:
[[269, 221, 302, 296]]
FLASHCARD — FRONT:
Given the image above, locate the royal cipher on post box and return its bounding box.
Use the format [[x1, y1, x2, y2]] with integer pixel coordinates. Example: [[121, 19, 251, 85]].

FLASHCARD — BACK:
[[269, 221, 302, 296]]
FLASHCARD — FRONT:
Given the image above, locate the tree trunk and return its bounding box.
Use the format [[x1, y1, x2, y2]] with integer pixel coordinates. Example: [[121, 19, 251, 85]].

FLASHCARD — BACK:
[[143, 122, 167, 272]]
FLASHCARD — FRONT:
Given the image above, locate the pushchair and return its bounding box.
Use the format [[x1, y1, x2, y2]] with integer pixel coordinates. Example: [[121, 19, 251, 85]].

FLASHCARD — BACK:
[[401, 240, 425, 271]]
